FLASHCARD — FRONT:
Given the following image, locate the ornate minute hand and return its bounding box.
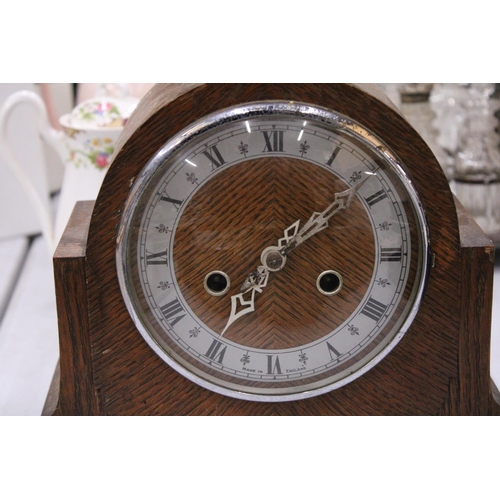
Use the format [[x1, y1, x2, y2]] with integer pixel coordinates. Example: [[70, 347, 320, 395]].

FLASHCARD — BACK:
[[279, 171, 376, 256], [239, 170, 378, 295], [221, 170, 377, 336]]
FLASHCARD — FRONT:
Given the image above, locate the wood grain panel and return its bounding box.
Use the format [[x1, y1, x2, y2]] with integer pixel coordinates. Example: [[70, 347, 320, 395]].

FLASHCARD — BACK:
[[174, 157, 374, 348], [52, 201, 102, 415]]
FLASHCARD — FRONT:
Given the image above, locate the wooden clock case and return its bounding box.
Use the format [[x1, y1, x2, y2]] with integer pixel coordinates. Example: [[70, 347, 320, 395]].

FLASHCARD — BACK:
[[46, 83, 499, 415]]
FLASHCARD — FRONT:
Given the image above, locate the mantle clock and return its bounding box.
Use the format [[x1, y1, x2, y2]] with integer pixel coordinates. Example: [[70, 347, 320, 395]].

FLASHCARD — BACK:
[[44, 83, 498, 415]]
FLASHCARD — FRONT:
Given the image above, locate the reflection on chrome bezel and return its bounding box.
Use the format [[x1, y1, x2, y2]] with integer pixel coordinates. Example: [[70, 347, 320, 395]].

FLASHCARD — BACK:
[[116, 101, 430, 403]]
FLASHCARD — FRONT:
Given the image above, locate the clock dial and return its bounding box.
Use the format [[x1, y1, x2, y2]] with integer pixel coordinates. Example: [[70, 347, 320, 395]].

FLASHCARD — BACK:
[[117, 102, 429, 401]]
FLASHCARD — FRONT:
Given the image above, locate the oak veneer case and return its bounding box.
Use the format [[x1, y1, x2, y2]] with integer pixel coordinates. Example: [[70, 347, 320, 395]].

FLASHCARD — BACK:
[[45, 84, 499, 415]]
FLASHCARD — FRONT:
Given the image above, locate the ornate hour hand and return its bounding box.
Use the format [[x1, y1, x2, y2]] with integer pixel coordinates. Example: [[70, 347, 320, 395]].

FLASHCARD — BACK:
[[220, 266, 269, 337]]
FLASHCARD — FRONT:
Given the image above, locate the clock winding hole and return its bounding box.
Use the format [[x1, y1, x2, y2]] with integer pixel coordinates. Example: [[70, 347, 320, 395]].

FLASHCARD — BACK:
[[317, 270, 343, 296], [204, 271, 231, 296]]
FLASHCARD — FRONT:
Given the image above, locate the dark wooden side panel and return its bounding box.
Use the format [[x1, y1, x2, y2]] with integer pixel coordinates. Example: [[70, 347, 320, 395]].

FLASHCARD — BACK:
[[455, 198, 499, 415], [52, 201, 102, 415]]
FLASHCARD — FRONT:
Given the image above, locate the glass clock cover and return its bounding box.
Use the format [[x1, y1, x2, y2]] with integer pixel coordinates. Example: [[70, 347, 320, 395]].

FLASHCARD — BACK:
[[117, 101, 429, 402]]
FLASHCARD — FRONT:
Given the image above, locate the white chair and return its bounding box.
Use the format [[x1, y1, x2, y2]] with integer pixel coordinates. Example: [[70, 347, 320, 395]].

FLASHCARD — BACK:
[[0, 84, 73, 249], [0, 84, 71, 415]]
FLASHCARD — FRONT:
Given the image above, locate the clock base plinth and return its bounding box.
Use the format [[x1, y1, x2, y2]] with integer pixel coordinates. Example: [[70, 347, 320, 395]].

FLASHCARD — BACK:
[[47, 200, 499, 415]]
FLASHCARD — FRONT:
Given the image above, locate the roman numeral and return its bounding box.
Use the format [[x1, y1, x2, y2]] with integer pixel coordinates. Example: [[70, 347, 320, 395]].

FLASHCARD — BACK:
[[145, 249, 168, 266], [326, 146, 341, 166], [326, 342, 341, 360], [380, 247, 402, 262], [361, 297, 387, 322], [267, 355, 282, 374], [160, 195, 183, 207], [159, 298, 186, 326], [205, 339, 227, 364], [203, 145, 226, 169], [262, 130, 284, 152], [365, 189, 388, 207]]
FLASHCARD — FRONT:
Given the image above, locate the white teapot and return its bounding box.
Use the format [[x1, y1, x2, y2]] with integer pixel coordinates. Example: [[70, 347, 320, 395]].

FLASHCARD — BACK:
[[55, 96, 138, 240], [59, 96, 137, 168], [0, 90, 139, 248]]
